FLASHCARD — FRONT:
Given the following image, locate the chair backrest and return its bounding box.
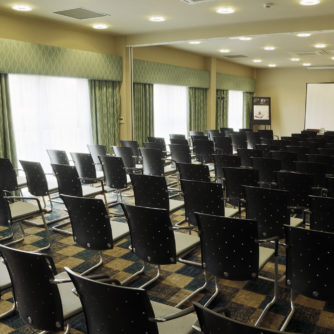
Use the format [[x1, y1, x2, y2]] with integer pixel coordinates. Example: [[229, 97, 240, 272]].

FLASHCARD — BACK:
[[213, 154, 241, 182], [121, 204, 177, 265], [120, 140, 140, 157], [70, 152, 97, 184], [143, 141, 163, 151], [52, 164, 83, 197], [276, 171, 313, 208], [309, 195, 334, 232], [0, 245, 64, 331], [327, 176, 334, 197], [170, 138, 189, 146], [177, 163, 210, 182], [47, 149, 69, 165], [318, 147, 334, 156], [140, 148, 164, 176], [295, 161, 327, 187], [252, 157, 281, 183], [193, 140, 214, 163], [0, 158, 18, 192], [130, 174, 169, 210], [195, 213, 259, 280], [193, 302, 289, 334], [220, 128, 234, 137], [20, 160, 49, 196], [99, 155, 127, 190], [87, 144, 107, 171], [285, 145, 310, 160], [213, 136, 232, 156], [246, 131, 260, 149], [147, 136, 166, 152], [65, 267, 159, 334], [61, 195, 113, 250], [189, 131, 204, 137], [307, 154, 334, 172], [205, 129, 220, 140], [231, 133, 247, 153], [270, 151, 297, 171], [170, 134, 186, 140], [181, 180, 225, 226], [169, 144, 191, 164], [285, 226, 334, 301], [258, 130, 273, 141], [245, 186, 289, 239], [237, 149, 262, 167], [113, 146, 136, 169]]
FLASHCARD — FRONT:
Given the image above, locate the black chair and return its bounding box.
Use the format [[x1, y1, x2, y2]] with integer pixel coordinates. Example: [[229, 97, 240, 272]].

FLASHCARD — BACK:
[[113, 146, 140, 173], [246, 131, 260, 149], [169, 144, 191, 164], [285, 146, 310, 160], [309, 195, 334, 232], [258, 130, 274, 142], [231, 133, 247, 153], [170, 134, 186, 140], [212, 136, 233, 155], [148, 136, 167, 153], [193, 140, 214, 163], [0, 244, 82, 332], [237, 149, 262, 167], [220, 128, 233, 137], [177, 163, 210, 182], [87, 144, 108, 171], [205, 129, 220, 140], [193, 302, 291, 334], [270, 151, 297, 171], [0, 158, 26, 191], [140, 147, 164, 176], [121, 204, 200, 293], [307, 154, 334, 172], [61, 194, 129, 275], [181, 179, 238, 227], [295, 161, 328, 187], [193, 213, 276, 326], [47, 149, 70, 165], [213, 154, 240, 184], [252, 157, 281, 186], [189, 131, 204, 137], [281, 226, 334, 331], [170, 138, 189, 146], [326, 176, 334, 197], [65, 267, 197, 334], [120, 140, 141, 164]]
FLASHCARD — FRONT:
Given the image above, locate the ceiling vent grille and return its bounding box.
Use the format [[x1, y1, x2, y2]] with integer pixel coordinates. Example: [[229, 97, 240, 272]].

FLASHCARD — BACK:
[[295, 51, 318, 56], [54, 8, 109, 20], [180, 0, 215, 5], [224, 55, 248, 59]]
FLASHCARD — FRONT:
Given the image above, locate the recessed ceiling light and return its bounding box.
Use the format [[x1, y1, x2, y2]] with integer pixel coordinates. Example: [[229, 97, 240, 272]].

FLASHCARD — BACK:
[[299, 0, 320, 5], [188, 41, 201, 45], [239, 36, 252, 41], [264, 46, 276, 51], [149, 16, 166, 22], [216, 7, 235, 14], [92, 23, 108, 30], [331, 57, 334, 60], [268, 64, 277, 68], [303, 63, 311, 66], [297, 32, 311, 37], [291, 58, 300, 62], [219, 49, 230, 53], [314, 43, 327, 48], [253, 59, 262, 63], [12, 4, 32, 11]]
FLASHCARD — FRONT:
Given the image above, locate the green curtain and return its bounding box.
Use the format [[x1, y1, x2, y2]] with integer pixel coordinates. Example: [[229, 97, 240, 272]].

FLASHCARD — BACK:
[[243, 92, 254, 129], [188, 87, 207, 132], [89, 80, 121, 149], [0, 73, 17, 167], [133, 83, 154, 146], [216, 89, 228, 130]]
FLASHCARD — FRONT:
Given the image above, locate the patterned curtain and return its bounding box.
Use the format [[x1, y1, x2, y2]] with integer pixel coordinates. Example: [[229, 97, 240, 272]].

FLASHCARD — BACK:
[[89, 80, 121, 150], [188, 87, 207, 132], [216, 89, 228, 130], [0, 73, 17, 167], [243, 92, 254, 129], [133, 83, 154, 146]]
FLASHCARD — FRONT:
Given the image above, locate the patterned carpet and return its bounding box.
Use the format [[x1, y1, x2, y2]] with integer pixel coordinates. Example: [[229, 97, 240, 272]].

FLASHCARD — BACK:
[[0, 184, 334, 334]]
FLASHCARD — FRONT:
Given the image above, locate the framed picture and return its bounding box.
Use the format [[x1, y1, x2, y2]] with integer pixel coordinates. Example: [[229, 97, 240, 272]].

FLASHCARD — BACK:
[[252, 97, 271, 125]]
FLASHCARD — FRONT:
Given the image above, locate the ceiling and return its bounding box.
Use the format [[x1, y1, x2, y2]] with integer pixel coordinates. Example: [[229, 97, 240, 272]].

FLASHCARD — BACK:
[[1, 0, 334, 68]]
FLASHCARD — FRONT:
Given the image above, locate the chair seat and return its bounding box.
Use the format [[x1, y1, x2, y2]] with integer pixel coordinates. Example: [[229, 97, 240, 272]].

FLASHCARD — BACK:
[[9, 201, 40, 221], [290, 217, 303, 227], [170, 199, 184, 213], [82, 185, 104, 197], [225, 207, 239, 217], [152, 301, 197, 334], [56, 271, 82, 319], [0, 259, 11, 290], [110, 221, 130, 242], [259, 246, 275, 270], [174, 232, 200, 256], [17, 175, 27, 188]]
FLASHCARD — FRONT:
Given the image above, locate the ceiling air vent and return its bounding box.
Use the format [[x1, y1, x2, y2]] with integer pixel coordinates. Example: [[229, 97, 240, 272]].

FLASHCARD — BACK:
[[224, 55, 248, 59], [180, 0, 215, 5], [295, 51, 318, 56], [54, 8, 109, 20]]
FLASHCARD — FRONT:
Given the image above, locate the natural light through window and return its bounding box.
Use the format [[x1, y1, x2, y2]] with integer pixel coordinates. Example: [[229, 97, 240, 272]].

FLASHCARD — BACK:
[[153, 84, 188, 144], [228, 90, 244, 131], [9, 74, 92, 171]]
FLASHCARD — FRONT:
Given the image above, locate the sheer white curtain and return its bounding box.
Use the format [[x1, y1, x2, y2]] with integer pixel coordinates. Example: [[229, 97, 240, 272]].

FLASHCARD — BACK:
[[9, 74, 92, 171], [228, 90, 244, 131], [153, 84, 188, 144]]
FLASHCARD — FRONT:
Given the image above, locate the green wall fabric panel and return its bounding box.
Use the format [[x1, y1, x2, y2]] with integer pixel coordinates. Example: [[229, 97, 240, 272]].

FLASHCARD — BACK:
[[216, 73, 255, 92], [0, 73, 17, 167], [243, 92, 254, 129], [89, 80, 121, 148], [133, 83, 154, 146], [216, 89, 228, 130], [188, 87, 207, 133], [0, 38, 122, 81], [133, 59, 210, 88]]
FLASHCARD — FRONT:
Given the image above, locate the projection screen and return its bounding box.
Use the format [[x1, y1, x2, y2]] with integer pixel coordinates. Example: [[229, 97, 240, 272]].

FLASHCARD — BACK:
[[305, 83, 334, 130]]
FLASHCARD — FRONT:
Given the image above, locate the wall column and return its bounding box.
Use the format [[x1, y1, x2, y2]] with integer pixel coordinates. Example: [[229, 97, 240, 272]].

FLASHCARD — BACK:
[[206, 57, 217, 129]]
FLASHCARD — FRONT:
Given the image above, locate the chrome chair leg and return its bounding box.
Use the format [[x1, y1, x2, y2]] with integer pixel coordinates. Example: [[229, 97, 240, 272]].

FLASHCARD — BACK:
[[140, 265, 161, 289], [121, 262, 146, 286], [204, 277, 219, 308], [81, 252, 103, 276], [280, 290, 296, 332], [0, 300, 16, 320]]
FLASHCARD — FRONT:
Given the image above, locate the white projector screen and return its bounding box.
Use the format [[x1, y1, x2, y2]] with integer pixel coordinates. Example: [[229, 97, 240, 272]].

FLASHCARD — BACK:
[[305, 83, 334, 130]]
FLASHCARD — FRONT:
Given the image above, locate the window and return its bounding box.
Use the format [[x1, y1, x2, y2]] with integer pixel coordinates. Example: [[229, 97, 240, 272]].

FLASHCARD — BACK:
[[9, 74, 92, 171], [228, 90, 244, 131], [153, 84, 188, 144]]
